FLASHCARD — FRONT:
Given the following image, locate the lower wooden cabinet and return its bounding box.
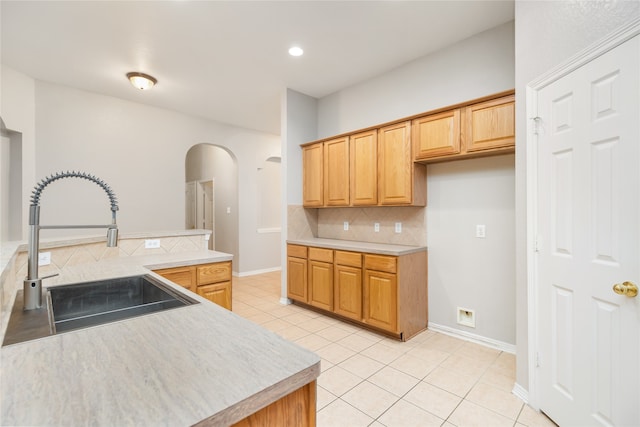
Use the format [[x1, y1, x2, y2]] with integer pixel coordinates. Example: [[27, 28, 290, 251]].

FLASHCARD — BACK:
[[287, 243, 427, 340], [363, 269, 398, 332], [308, 260, 333, 311], [197, 281, 232, 310], [154, 261, 232, 310]]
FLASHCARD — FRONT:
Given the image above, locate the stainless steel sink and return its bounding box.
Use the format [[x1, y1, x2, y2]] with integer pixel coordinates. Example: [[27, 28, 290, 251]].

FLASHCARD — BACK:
[[3, 274, 197, 346], [48, 274, 197, 333]]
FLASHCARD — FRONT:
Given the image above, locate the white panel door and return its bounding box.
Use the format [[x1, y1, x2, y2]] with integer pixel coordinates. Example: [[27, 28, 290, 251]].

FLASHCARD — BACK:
[[536, 36, 639, 426]]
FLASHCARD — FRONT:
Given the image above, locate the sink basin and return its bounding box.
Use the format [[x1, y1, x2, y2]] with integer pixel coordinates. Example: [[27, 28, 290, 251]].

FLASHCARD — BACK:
[[48, 274, 197, 333]]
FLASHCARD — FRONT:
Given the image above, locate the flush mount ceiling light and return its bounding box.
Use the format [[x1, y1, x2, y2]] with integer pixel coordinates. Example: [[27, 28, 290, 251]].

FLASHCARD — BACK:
[[126, 72, 157, 90], [288, 46, 304, 57]]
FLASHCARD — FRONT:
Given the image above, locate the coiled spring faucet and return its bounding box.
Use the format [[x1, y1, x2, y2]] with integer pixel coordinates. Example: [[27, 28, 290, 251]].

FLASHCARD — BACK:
[[23, 171, 119, 310]]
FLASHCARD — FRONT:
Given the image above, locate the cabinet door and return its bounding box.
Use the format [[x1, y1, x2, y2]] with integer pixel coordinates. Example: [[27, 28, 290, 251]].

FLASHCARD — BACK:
[[302, 143, 323, 207], [364, 269, 398, 333], [334, 264, 362, 321], [464, 95, 515, 152], [154, 266, 196, 293], [323, 137, 350, 206], [378, 121, 413, 205], [308, 260, 333, 311], [287, 256, 308, 302], [350, 130, 378, 206], [413, 109, 461, 160], [197, 281, 232, 310]]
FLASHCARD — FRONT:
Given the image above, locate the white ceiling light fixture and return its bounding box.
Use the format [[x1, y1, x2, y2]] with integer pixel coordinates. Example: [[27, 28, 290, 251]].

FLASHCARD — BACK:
[[126, 72, 158, 90], [288, 46, 304, 57]]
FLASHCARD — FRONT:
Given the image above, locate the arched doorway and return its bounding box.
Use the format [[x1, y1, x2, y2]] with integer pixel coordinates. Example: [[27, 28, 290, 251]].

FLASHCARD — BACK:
[[185, 144, 238, 263]]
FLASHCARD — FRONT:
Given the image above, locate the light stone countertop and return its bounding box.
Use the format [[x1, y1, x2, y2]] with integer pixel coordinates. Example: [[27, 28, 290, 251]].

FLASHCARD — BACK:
[[0, 250, 320, 426], [287, 237, 427, 256]]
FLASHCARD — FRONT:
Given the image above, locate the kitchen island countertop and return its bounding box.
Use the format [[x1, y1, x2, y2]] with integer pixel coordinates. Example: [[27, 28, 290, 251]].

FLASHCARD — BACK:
[[0, 250, 320, 426]]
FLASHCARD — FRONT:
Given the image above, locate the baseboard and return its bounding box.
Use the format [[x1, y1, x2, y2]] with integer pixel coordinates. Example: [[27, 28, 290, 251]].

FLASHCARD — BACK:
[[512, 382, 529, 404], [233, 266, 282, 277], [428, 322, 516, 354]]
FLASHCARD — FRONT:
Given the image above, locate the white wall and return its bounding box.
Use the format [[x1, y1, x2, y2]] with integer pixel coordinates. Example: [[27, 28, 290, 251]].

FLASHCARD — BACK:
[[0, 66, 36, 243], [513, 0, 640, 391], [10, 78, 280, 274], [311, 22, 516, 346], [427, 154, 515, 344], [318, 21, 515, 138]]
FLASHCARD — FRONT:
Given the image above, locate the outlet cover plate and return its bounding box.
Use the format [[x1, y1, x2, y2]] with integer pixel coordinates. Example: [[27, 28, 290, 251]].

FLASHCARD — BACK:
[[145, 239, 161, 249]]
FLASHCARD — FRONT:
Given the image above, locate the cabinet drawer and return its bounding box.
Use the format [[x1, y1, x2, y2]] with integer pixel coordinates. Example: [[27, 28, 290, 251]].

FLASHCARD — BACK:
[[287, 244, 308, 259], [308, 247, 333, 263], [364, 254, 397, 274], [197, 261, 232, 285], [153, 266, 196, 293], [335, 250, 362, 268]]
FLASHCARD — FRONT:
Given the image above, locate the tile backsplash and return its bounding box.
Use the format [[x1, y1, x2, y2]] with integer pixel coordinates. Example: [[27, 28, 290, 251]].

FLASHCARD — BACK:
[[288, 205, 426, 246]]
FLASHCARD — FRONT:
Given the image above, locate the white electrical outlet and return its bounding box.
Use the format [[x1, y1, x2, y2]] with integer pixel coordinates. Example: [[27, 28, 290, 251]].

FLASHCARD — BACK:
[[226, 207, 231, 214], [38, 252, 51, 266], [343, 221, 349, 231], [476, 224, 486, 238], [395, 222, 402, 233], [457, 307, 476, 328], [145, 239, 161, 249], [374, 223, 380, 232]]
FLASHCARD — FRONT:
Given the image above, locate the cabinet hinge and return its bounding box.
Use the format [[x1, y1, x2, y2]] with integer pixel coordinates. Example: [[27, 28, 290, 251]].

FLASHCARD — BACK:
[[531, 117, 542, 135]]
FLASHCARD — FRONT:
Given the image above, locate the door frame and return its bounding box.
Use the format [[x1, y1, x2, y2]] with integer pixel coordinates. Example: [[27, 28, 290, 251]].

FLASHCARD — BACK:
[[526, 18, 640, 411]]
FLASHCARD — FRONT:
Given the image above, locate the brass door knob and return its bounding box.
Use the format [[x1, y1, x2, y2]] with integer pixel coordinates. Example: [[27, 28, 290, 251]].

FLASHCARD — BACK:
[[613, 281, 638, 297]]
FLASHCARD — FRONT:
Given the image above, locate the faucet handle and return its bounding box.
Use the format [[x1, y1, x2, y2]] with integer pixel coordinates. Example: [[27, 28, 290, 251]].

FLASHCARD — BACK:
[[41, 273, 59, 280]]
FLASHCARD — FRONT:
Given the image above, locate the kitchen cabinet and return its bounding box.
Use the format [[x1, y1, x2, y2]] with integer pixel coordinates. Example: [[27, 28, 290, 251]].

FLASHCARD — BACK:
[[152, 265, 196, 293], [413, 93, 515, 163], [154, 260, 232, 310], [350, 130, 378, 206], [287, 245, 308, 302], [378, 121, 426, 206], [363, 255, 398, 333], [333, 250, 362, 321], [464, 94, 515, 152], [302, 142, 323, 207], [308, 247, 333, 311], [323, 136, 350, 206], [301, 125, 424, 207], [286, 242, 427, 340], [413, 109, 461, 160]]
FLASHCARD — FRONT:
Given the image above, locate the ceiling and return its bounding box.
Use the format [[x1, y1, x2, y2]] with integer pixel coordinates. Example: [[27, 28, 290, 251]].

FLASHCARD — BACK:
[[1, 1, 514, 135]]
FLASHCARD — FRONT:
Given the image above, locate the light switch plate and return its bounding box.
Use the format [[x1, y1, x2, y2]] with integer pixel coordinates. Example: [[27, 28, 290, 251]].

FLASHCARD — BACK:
[[476, 224, 486, 238]]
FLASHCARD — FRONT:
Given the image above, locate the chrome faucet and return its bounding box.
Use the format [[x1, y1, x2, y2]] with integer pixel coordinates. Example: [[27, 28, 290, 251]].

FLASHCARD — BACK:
[[23, 171, 119, 310]]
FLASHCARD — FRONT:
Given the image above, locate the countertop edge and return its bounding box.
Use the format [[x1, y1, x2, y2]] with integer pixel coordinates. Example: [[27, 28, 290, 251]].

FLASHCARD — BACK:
[[287, 238, 427, 256], [195, 362, 321, 426]]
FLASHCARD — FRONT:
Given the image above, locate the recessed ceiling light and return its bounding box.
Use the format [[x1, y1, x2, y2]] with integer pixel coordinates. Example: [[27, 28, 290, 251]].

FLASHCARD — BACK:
[[126, 72, 157, 90], [288, 46, 304, 57]]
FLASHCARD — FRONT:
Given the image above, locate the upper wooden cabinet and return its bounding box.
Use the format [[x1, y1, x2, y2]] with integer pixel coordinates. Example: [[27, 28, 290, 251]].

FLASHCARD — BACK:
[[350, 130, 378, 206], [378, 121, 426, 206], [302, 126, 424, 207], [302, 142, 323, 207], [413, 94, 515, 163], [464, 95, 515, 152], [413, 109, 461, 160], [323, 137, 350, 206]]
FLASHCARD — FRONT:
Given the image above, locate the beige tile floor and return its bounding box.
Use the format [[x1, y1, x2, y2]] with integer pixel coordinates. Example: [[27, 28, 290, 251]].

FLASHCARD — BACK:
[[232, 272, 556, 427]]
